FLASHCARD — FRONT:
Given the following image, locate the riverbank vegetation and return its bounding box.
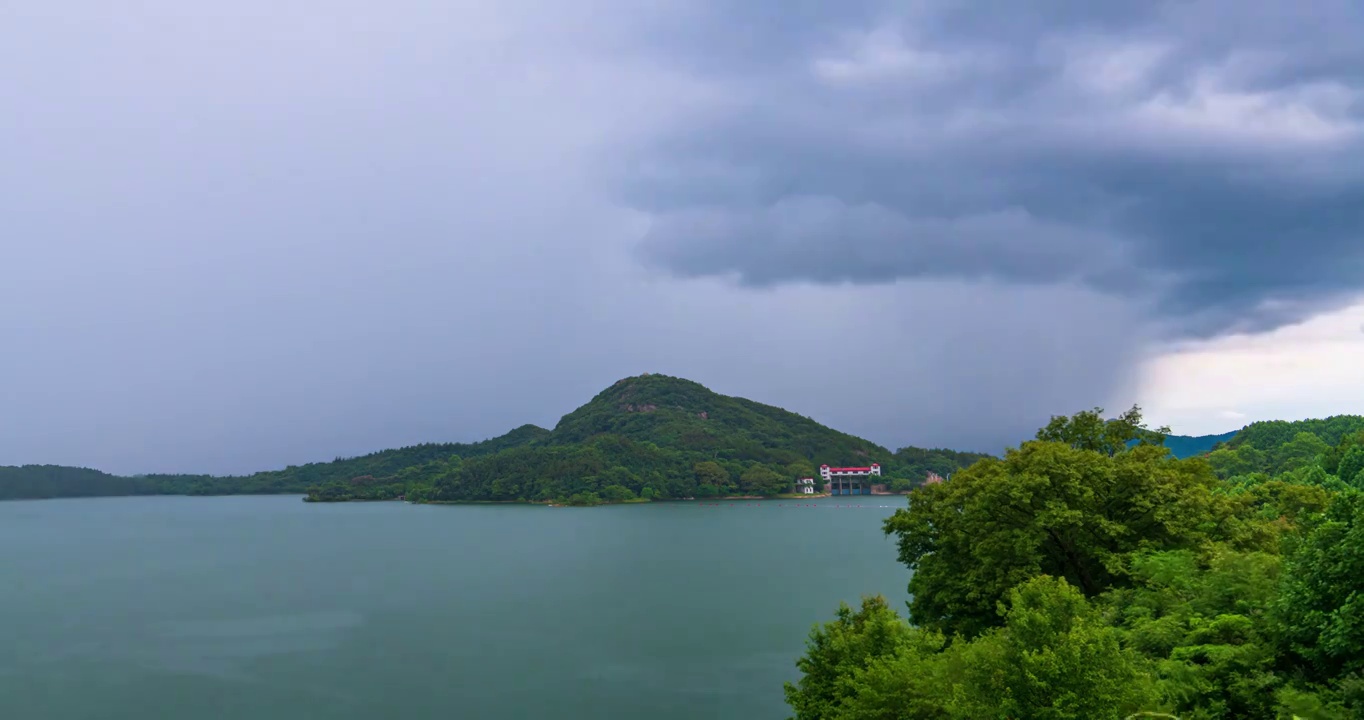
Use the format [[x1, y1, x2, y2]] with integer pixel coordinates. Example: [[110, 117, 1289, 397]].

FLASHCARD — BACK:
[[785, 407, 1364, 719]]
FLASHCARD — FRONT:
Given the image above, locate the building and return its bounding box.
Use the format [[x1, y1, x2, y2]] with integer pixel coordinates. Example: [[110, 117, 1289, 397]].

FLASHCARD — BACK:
[[793, 477, 816, 494], [820, 463, 881, 495]]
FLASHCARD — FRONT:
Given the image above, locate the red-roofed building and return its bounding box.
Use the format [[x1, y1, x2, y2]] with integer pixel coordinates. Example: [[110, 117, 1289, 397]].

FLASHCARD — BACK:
[[819, 463, 881, 495]]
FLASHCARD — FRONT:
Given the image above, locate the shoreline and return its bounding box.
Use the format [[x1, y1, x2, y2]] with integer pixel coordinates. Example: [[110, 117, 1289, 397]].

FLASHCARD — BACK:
[[306, 491, 911, 507]]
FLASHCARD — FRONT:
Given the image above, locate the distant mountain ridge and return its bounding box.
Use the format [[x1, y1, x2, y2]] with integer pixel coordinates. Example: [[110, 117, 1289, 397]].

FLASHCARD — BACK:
[[1158, 431, 1239, 459], [5, 381, 1355, 503], [0, 374, 989, 502]]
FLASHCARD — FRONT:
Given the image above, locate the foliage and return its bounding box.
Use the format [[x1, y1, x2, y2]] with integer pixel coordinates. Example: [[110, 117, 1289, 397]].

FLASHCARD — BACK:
[[884, 411, 1263, 638], [785, 578, 1159, 720], [1322, 430, 1364, 477], [1035, 404, 1170, 457], [783, 595, 948, 720], [792, 405, 1364, 720], [950, 576, 1159, 720], [888, 446, 992, 485], [1225, 416, 1364, 456], [1106, 549, 1285, 719], [1275, 492, 1364, 685], [1204, 417, 1364, 478]]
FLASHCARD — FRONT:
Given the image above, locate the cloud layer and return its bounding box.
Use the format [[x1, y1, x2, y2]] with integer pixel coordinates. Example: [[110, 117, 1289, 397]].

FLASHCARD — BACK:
[[1, 0, 1360, 474], [622, 0, 1364, 338]]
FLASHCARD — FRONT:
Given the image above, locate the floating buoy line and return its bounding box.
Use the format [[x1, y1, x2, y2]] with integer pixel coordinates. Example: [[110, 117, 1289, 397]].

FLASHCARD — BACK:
[[692, 503, 896, 508]]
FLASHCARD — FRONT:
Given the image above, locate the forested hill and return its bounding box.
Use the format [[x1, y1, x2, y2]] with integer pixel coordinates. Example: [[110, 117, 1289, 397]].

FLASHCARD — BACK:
[[244, 424, 551, 492], [360, 373, 989, 504], [1204, 414, 1364, 478], [0, 426, 546, 500], [549, 374, 892, 463], [0, 374, 987, 503]]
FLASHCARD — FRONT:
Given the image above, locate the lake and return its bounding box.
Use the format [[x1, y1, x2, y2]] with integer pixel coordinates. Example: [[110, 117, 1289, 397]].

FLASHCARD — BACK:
[[0, 495, 910, 719]]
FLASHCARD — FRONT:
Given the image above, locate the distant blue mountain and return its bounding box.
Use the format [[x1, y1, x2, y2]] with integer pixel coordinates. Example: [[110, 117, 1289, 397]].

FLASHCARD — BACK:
[[1160, 431, 1239, 459]]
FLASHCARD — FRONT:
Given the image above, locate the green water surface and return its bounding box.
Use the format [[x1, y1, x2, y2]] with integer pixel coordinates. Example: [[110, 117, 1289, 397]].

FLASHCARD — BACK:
[[0, 495, 909, 719]]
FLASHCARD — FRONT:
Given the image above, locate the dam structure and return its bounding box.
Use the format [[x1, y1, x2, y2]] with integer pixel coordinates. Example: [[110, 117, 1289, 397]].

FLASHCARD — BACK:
[[820, 464, 881, 496]]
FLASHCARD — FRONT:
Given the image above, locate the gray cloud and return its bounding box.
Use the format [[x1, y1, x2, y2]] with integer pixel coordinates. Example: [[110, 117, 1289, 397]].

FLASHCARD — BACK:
[[620, 0, 1364, 338], [0, 0, 1356, 475]]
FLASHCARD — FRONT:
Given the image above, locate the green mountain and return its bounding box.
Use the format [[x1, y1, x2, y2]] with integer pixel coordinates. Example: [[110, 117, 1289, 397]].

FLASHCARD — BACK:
[[1221, 415, 1364, 452], [1203, 414, 1364, 479], [1160, 431, 1238, 459], [401, 373, 989, 504], [0, 374, 988, 504]]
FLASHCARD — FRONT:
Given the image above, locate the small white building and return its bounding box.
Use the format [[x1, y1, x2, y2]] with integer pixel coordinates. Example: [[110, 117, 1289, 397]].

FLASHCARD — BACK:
[[794, 477, 816, 494]]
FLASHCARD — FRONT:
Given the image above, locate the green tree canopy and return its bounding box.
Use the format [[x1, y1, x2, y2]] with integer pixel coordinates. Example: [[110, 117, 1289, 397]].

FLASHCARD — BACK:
[[1275, 492, 1364, 685], [1035, 405, 1170, 457], [783, 579, 1159, 720], [950, 576, 1159, 720], [886, 410, 1265, 638]]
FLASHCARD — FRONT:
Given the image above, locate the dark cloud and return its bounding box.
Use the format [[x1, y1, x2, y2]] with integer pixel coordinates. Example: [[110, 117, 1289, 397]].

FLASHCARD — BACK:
[[1, 0, 1357, 475], [621, 0, 1364, 338]]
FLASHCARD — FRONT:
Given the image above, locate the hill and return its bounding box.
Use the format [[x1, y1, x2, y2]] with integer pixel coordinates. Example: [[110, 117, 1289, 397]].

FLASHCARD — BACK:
[[0, 375, 987, 504], [1203, 414, 1364, 479], [0, 465, 162, 500], [1160, 430, 1238, 459], [373, 374, 984, 504], [0, 427, 547, 501]]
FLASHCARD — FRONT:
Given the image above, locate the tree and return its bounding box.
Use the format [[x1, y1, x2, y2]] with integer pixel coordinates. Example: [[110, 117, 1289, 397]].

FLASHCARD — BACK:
[[693, 461, 730, 489], [1337, 446, 1364, 487], [1323, 430, 1364, 476], [1035, 405, 1170, 457], [786, 459, 817, 481], [740, 464, 785, 495], [784, 580, 1160, 720], [1107, 549, 1285, 719], [599, 484, 637, 502], [1272, 432, 1330, 474], [950, 576, 1160, 720], [884, 438, 1262, 638], [887, 476, 914, 493], [601, 465, 640, 492], [783, 595, 949, 720], [1275, 492, 1364, 685], [1206, 444, 1268, 479]]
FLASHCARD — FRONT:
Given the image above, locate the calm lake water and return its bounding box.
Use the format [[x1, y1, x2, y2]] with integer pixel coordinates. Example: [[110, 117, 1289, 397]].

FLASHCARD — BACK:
[[0, 495, 910, 719]]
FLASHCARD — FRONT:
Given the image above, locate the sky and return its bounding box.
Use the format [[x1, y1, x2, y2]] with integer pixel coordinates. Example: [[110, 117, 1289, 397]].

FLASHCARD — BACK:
[[2, 0, 1362, 475]]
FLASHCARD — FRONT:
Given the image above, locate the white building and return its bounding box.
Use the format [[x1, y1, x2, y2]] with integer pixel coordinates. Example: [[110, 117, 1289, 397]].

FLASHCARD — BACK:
[[794, 477, 816, 494], [819, 464, 881, 495]]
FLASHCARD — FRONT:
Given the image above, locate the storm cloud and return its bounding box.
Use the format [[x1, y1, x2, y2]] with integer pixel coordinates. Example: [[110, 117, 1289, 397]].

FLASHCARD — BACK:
[[1, 0, 1359, 474], [621, 0, 1364, 338]]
